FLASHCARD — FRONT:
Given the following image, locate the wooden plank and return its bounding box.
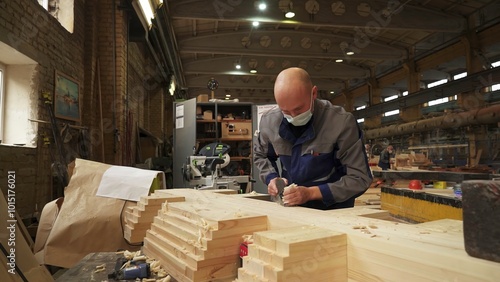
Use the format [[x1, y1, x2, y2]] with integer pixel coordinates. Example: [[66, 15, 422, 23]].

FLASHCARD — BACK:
[[253, 226, 346, 256], [0, 193, 52, 282], [243, 226, 347, 282], [144, 236, 236, 282], [151, 222, 244, 259], [165, 201, 269, 231]]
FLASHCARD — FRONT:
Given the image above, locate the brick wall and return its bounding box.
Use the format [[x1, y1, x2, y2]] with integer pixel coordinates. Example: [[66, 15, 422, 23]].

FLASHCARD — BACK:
[[0, 0, 172, 217], [0, 0, 86, 217]]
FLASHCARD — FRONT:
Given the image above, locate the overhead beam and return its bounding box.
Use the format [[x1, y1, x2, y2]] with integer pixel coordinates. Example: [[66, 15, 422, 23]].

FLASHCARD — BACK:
[[185, 74, 344, 90], [177, 30, 407, 61], [182, 56, 370, 79], [168, 0, 465, 32]]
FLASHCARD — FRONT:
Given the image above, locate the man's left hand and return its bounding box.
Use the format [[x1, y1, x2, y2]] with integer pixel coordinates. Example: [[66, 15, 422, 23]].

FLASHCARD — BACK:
[[283, 185, 311, 206]]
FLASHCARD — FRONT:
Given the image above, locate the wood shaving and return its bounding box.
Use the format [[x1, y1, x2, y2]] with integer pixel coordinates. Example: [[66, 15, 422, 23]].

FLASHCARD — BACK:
[[133, 255, 147, 262], [242, 234, 253, 244], [156, 269, 168, 278], [93, 267, 106, 273], [94, 264, 106, 273], [157, 275, 171, 282]]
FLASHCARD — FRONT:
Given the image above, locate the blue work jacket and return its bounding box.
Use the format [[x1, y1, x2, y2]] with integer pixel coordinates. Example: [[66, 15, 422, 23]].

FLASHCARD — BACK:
[[254, 99, 373, 210]]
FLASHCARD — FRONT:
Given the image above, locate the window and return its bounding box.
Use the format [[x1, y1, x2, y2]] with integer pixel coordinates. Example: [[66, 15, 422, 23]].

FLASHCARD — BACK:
[[491, 61, 500, 91], [384, 109, 399, 116], [453, 72, 467, 80], [428, 79, 448, 88], [0, 42, 38, 146], [384, 95, 398, 102], [428, 97, 449, 106], [38, 0, 74, 33]]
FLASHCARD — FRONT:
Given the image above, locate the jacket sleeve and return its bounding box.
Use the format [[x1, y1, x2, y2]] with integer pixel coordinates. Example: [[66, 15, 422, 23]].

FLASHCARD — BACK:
[[253, 118, 280, 185], [319, 114, 373, 205]]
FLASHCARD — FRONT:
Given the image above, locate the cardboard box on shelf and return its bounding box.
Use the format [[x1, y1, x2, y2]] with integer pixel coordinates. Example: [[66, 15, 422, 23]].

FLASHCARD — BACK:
[[203, 110, 213, 120], [222, 121, 252, 138], [197, 94, 209, 102]]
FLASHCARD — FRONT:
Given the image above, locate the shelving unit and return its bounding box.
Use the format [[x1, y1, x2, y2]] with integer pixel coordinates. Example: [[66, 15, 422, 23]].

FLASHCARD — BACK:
[[172, 98, 254, 189], [195, 102, 253, 177]]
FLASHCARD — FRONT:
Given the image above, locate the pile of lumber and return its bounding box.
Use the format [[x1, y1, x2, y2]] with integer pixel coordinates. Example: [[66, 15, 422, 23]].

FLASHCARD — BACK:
[[123, 192, 185, 243], [238, 226, 347, 281], [142, 198, 268, 281]]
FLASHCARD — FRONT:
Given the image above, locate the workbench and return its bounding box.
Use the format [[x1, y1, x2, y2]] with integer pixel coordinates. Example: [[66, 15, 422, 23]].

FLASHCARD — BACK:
[[55, 252, 123, 281], [136, 188, 499, 281], [372, 170, 490, 182], [380, 186, 462, 223]]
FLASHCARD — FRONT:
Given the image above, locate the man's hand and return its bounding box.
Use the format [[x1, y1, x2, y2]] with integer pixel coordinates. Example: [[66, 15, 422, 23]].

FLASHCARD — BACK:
[[268, 177, 288, 196], [283, 185, 322, 206]]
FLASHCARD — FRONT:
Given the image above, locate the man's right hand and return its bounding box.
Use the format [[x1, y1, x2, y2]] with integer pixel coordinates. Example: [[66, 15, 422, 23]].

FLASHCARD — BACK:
[[268, 177, 288, 196]]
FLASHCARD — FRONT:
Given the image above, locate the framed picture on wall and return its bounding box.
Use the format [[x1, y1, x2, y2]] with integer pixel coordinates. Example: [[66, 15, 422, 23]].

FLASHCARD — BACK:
[[54, 70, 80, 122]]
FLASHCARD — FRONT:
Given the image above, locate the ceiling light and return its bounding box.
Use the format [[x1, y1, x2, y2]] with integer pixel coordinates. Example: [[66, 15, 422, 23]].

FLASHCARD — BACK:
[[225, 97, 230, 100], [258, 3, 267, 10], [226, 94, 231, 97], [280, 1, 295, 18], [252, 21, 260, 27], [335, 59, 343, 63], [250, 69, 257, 74], [138, 0, 154, 27], [330, 91, 335, 94], [346, 50, 355, 56], [235, 63, 241, 69]]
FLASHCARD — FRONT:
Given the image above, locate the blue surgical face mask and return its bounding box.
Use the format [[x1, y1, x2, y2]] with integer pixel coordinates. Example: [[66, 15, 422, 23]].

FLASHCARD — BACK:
[[283, 91, 314, 126]]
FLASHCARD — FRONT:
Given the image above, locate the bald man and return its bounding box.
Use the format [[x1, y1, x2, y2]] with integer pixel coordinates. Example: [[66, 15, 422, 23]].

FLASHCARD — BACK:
[[254, 67, 372, 210]]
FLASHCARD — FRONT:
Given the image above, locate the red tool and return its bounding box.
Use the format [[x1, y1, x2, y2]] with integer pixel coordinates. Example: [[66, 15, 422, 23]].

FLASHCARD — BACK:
[[409, 180, 423, 190]]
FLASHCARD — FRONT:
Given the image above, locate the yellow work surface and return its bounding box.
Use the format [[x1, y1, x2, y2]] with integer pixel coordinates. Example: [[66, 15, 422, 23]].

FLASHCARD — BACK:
[[380, 187, 462, 223]]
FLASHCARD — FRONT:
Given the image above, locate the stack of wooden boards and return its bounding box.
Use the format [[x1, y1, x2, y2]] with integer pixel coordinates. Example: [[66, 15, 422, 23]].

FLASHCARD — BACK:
[[123, 192, 185, 243], [238, 226, 347, 281], [142, 198, 268, 281], [136, 188, 499, 282]]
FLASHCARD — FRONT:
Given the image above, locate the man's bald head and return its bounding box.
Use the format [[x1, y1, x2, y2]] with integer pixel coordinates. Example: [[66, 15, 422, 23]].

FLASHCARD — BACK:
[[274, 67, 312, 100], [274, 68, 316, 117]]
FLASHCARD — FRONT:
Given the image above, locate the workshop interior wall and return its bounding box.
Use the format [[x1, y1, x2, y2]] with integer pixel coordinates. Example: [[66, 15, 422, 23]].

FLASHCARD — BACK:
[[0, 0, 86, 218], [0, 0, 173, 218]]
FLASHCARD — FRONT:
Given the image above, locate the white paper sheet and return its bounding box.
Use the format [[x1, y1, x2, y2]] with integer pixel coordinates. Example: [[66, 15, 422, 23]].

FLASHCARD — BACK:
[[96, 166, 164, 201], [176, 116, 184, 129]]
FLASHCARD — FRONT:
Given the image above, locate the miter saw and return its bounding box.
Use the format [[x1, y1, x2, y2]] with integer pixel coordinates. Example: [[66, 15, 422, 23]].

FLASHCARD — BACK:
[[183, 143, 249, 191]]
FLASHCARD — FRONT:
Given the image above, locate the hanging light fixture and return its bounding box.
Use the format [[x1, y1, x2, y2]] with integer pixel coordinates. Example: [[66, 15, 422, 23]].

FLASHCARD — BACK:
[[279, 0, 295, 18]]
